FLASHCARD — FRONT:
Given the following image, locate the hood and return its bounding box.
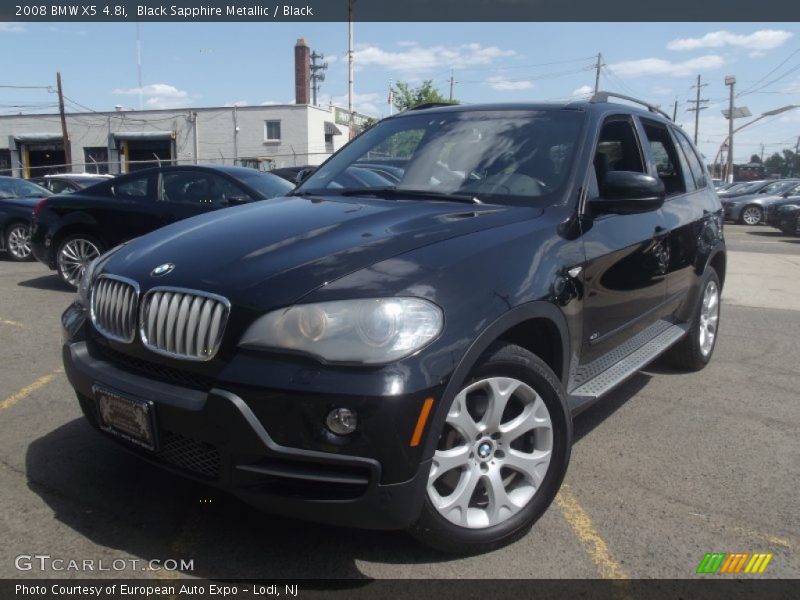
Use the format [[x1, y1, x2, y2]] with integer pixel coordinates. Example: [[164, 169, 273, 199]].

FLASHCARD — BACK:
[[104, 195, 538, 310]]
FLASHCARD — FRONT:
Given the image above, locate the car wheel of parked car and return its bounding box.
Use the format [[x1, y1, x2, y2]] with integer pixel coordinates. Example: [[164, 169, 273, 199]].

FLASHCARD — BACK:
[[57, 234, 104, 288], [5, 222, 33, 261], [410, 342, 572, 554], [739, 205, 762, 225], [664, 268, 721, 371]]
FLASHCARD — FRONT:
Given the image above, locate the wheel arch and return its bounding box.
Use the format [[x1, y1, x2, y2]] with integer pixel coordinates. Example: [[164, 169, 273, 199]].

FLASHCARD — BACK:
[[420, 301, 570, 462]]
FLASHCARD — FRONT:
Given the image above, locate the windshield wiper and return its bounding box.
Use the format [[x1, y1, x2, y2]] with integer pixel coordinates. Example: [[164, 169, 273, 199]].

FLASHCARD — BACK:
[[339, 187, 482, 204]]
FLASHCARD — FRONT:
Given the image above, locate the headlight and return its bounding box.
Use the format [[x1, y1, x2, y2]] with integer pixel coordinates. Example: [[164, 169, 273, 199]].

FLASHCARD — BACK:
[[239, 297, 443, 365], [76, 244, 124, 307]]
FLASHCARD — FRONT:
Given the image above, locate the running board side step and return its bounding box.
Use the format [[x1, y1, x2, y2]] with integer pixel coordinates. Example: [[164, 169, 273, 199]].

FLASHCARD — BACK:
[[570, 323, 688, 405]]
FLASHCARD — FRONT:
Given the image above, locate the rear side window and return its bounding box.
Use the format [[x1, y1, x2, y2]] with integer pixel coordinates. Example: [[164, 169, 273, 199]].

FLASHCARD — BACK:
[[672, 128, 708, 189], [640, 119, 686, 197]]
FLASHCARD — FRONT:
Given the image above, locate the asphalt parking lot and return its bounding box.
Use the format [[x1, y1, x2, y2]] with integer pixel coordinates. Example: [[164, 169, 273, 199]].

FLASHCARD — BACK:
[[0, 224, 798, 580]]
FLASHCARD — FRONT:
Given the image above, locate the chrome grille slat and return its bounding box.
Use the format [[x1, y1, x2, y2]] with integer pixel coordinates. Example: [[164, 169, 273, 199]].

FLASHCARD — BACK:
[[90, 275, 139, 344], [139, 288, 230, 361]]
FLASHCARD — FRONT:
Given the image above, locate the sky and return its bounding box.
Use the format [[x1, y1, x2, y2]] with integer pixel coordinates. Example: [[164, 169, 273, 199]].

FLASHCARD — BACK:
[[1, 21, 799, 163]]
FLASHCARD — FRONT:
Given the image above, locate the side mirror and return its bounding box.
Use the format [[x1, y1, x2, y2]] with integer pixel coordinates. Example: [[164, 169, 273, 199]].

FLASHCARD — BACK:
[[295, 168, 314, 184], [591, 171, 666, 215]]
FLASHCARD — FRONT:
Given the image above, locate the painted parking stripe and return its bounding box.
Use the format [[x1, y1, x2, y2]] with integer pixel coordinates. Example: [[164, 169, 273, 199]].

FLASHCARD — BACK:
[[0, 368, 63, 411], [555, 484, 630, 580]]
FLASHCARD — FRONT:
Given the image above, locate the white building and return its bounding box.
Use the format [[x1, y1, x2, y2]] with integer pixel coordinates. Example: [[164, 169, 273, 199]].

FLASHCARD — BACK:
[[0, 103, 349, 178]]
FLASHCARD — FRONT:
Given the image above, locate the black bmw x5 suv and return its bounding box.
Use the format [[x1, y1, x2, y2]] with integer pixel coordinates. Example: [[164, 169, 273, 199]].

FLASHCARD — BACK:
[[61, 94, 725, 553]]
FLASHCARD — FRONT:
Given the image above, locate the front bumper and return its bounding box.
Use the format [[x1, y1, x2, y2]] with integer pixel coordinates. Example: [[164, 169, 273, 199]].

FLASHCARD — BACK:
[[61, 305, 433, 530]]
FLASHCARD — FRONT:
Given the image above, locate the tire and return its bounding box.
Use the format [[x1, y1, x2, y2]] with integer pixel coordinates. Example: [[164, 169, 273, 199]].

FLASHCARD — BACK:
[[4, 222, 34, 262], [738, 205, 763, 225], [56, 234, 104, 288], [664, 268, 721, 371], [410, 342, 572, 554]]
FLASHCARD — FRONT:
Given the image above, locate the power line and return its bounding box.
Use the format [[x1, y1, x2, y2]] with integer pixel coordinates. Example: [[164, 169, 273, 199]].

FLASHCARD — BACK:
[[737, 46, 800, 96]]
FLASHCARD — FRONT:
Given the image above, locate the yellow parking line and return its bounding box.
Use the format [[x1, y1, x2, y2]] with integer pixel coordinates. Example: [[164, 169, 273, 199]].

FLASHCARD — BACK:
[[0, 368, 63, 411], [555, 484, 630, 580], [1, 319, 24, 328]]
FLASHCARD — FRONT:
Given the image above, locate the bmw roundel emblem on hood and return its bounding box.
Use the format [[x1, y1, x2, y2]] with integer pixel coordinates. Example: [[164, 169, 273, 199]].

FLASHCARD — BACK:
[[151, 263, 175, 277]]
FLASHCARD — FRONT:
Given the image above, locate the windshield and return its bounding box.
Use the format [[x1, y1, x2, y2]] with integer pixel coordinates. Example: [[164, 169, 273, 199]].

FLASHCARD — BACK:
[[240, 172, 294, 199], [761, 180, 797, 195], [0, 178, 52, 199], [298, 109, 585, 205]]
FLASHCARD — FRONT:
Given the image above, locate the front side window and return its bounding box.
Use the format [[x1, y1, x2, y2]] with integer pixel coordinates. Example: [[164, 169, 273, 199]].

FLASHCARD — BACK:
[[264, 120, 281, 142], [159, 172, 246, 206], [760, 180, 797, 195], [111, 176, 150, 199], [298, 109, 585, 206]]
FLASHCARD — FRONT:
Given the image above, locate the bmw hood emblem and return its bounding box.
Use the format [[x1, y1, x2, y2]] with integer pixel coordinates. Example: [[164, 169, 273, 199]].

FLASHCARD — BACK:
[[151, 263, 175, 277]]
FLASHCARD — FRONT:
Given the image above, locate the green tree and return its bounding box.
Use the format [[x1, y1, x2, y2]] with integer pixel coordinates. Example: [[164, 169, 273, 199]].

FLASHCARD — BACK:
[[749, 154, 762, 164], [392, 80, 458, 112], [764, 152, 785, 175]]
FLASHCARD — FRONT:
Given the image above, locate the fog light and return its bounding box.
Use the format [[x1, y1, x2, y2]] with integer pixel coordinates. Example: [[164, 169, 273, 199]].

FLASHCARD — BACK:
[[326, 408, 358, 435]]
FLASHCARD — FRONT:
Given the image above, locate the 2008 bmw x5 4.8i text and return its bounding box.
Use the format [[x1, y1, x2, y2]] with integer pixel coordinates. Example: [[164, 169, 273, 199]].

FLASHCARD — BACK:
[[60, 93, 725, 554]]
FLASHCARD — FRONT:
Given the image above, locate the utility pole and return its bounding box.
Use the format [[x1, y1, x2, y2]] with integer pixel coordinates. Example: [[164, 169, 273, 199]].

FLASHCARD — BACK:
[[725, 75, 736, 183], [448, 69, 455, 101], [309, 50, 328, 106], [388, 79, 394, 115], [792, 136, 800, 177], [190, 112, 199, 164], [136, 23, 143, 110], [686, 74, 709, 145], [347, 0, 354, 139], [760, 143, 765, 163], [672, 99, 678, 121], [594, 53, 603, 93], [232, 106, 238, 166], [56, 72, 72, 171]]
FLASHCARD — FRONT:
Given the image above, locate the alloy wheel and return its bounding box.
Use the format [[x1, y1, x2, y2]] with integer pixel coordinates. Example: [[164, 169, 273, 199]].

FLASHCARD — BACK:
[[741, 206, 762, 225], [58, 238, 101, 287], [427, 376, 553, 529], [699, 280, 720, 357], [7, 225, 32, 260]]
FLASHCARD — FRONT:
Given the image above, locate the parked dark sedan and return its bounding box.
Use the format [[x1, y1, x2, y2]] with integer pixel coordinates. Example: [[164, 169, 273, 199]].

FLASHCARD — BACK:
[[31, 165, 292, 287], [0, 176, 52, 261], [766, 197, 800, 235], [721, 180, 800, 224]]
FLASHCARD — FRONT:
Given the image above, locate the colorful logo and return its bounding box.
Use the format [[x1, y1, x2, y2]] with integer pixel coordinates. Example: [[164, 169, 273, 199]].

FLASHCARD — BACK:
[[696, 552, 774, 575]]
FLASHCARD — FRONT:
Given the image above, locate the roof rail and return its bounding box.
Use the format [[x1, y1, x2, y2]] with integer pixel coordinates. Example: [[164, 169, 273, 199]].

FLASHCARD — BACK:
[[408, 102, 457, 111], [590, 91, 672, 121]]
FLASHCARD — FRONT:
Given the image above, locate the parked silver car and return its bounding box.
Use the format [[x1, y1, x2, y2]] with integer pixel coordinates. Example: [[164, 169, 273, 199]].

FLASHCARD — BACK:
[[721, 179, 800, 224]]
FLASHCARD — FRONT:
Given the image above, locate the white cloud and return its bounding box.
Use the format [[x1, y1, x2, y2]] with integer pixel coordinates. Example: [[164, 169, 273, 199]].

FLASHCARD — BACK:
[[667, 29, 792, 52], [353, 42, 515, 73], [319, 92, 383, 117], [650, 86, 675, 97], [0, 23, 25, 33], [224, 100, 248, 107], [572, 85, 594, 97], [607, 55, 725, 78], [486, 77, 533, 91], [260, 100, 280, 106], [113, 83, 190, 109]]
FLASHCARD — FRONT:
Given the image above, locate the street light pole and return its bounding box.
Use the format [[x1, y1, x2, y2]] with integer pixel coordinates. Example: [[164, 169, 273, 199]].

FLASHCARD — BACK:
[[713, 104, 799, 177], [725, 75, 735, 183]]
